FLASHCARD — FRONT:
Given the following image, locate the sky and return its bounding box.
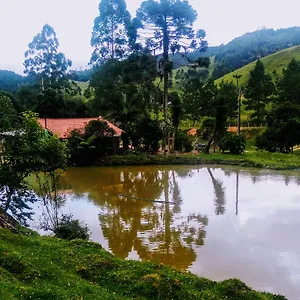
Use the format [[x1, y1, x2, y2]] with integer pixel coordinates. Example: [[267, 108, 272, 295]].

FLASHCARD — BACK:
[[1, 0, 300, 74]]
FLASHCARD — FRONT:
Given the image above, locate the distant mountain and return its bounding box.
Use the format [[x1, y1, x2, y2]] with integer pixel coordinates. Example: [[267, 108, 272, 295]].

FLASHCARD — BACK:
[[211, 27, 300, 79], [215, 45, 300, 87], [0, 70, 26, 94], [170, 27, 300, 79]]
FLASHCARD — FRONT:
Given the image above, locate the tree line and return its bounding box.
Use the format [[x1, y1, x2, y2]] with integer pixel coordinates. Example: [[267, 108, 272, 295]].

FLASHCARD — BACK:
[[243, 58, 300, 153]]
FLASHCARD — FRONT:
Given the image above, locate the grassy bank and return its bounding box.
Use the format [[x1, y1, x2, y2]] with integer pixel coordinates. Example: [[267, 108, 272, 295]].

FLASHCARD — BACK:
[[0, 228, 286, 299], [96, 150, 300, 170]]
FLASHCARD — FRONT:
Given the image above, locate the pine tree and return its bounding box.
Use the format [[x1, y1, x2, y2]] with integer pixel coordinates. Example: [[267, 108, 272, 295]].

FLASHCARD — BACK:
[[244, 60, 274, 122], [277, 58, 300, 105], [137, 0, 207, 150]]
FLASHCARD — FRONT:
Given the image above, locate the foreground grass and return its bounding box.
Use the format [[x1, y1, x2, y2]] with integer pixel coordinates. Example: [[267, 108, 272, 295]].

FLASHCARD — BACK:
[[96, 150, 300, 170], [0, 229, 286, 300]]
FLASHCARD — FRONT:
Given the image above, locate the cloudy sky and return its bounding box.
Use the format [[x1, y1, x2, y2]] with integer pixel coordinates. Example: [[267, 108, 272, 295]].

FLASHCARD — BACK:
[[1, 0, 300, 73]]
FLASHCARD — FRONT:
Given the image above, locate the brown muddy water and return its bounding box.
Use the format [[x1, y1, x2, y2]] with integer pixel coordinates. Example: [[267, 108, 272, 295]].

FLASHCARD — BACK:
[[31, 165, 300, 299]]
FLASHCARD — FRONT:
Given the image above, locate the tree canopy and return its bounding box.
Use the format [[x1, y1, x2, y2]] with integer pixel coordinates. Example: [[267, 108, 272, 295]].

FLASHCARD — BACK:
[[89, 52, 159, 129], [277, 58, 300, 105], [0, 111, 68, 223], [244, 60, 274, 122], [137, 0, 207, 121], [90, 0, 136, 64], [24, 24, 72, 91]]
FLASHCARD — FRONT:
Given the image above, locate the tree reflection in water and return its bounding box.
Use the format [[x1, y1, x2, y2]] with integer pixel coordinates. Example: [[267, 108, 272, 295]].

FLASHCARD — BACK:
[[207, 168, 226, 215], [61, 167, 208, 269], [98, 168, 208, 270]]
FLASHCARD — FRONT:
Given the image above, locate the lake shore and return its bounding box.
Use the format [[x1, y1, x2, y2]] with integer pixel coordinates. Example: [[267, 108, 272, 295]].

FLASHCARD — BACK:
[[94, 151, 300, 170], [0, 228, 286, 299]]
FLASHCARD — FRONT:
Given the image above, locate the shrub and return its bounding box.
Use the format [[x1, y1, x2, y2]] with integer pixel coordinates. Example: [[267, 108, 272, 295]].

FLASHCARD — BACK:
[[174, 131, 193, 152], [126, 118, 164, 154], [219, 133, 246, 154], [54, 214, 90, 240]]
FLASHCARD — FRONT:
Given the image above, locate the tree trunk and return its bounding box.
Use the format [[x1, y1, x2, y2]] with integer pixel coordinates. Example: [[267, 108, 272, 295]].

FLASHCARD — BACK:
[[162, 21, 169, 152], [203, 124, 217, 154]]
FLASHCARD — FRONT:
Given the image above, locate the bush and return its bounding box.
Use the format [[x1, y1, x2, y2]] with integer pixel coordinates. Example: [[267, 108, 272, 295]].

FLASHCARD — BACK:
[[255, 104, 300, 153], [219, 133, 246, 154], [174, 131, 193, 152], [54, 215, 90, 240], [126, 118, 164, 154]]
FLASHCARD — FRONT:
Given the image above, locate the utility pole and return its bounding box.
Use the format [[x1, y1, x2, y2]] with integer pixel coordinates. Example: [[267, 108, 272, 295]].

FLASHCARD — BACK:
[[237, 87, 242, 135], [233, 74, 242, 135]]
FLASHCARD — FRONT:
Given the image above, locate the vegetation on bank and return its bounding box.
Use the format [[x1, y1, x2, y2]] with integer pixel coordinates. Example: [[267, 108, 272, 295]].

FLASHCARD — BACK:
[[93, 150, 300, 170], [0, 228, 286, 300]]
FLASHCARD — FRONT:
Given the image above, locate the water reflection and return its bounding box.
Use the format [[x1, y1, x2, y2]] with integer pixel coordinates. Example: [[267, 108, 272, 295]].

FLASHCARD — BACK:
[[207, 168, 226, 215], [61, 167, 208, 269], [51, 165, 300, 300]]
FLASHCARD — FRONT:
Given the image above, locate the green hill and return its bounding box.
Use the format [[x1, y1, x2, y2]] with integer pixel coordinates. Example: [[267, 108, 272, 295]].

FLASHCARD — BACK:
[[215, 46, 300, 87], [0, 228, 286, 299]]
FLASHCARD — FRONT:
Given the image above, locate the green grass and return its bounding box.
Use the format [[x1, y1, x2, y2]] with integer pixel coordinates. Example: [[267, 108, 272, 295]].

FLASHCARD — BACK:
[[0, 228, 286, 299], [215, 45, 300, 87], [95, 148, 300, 170]]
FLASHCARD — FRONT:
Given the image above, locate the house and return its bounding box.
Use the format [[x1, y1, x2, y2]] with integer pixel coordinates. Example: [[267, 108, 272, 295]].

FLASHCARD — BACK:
[[37, 117, 124, 154], [37, 117, 123, 139]]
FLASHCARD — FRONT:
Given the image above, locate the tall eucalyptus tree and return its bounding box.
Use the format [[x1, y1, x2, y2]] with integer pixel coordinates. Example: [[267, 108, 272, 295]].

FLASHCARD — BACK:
[[90, 0, 138, 64]]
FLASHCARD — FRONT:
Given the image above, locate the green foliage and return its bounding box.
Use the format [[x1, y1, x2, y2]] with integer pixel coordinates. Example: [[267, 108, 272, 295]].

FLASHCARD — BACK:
[[15, 85, 39, 112], [169, 92, 182, 130], [0, 70, 26, 94], [215, 45, 300, 87], [0, 111, 68, 223], [16, 85, 89, 118], [90, 0, 135, 64], [137, 0, 207, 127], [256, 104, 300, 153], [24, 24, 72, 91], [174, 131, 193, 152], [21, 24, 87, 118], [198, 80, 238, 153], [212, 27, 300, 79], [277, 58, 300, 105], [0, 228, 285, 299], [0, 95, 18, 132], [198, 117, 215, 140], [54, 214, 90, 240], [219, 133, 246, 154], [89, 53, 158, 129], [244, 60, 274, 122], [180, 67, 210, 124], [137, 0, 206, 55], [68, 120, 117, 165], [127, 117, 163, 153], [36, 88, 66, 118]]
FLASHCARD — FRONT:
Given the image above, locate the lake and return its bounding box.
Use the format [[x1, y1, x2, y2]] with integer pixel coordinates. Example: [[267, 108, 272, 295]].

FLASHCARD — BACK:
[[30, 165, 300, 299]]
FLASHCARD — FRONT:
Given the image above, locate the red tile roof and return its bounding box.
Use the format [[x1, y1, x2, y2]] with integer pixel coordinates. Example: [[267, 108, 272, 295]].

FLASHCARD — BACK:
[[38, 117, 123, 139]]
